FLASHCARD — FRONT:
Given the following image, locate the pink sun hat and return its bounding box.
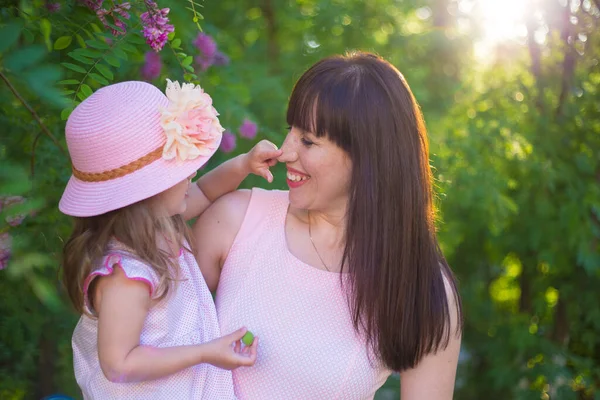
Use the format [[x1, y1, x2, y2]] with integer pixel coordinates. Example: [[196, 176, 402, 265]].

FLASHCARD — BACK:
[[59, 80, 223, 217]]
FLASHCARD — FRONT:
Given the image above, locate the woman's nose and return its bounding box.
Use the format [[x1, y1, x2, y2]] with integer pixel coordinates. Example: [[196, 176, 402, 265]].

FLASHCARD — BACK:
[[277, 134, 298, 163], [277, 150, 298, 163]]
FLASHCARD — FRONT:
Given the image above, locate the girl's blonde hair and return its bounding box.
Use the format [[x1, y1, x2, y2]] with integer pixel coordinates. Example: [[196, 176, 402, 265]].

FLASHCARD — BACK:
[[62, 200, 194, 315]]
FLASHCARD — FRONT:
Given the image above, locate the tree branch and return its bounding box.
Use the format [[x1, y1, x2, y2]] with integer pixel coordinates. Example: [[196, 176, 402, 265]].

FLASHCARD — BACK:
[[556, 0, 576, 119], [526, 16, 544, 112], [0, 70, 67, 158], [261, 0, 280, 74]]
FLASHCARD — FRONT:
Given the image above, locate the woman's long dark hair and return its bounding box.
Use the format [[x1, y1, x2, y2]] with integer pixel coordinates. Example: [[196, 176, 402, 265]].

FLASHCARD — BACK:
[[286, 52, 462, 371]]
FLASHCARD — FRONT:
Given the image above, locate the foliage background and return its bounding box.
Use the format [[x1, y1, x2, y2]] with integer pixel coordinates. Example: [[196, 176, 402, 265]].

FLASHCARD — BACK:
[[0, 0, 598, 399]]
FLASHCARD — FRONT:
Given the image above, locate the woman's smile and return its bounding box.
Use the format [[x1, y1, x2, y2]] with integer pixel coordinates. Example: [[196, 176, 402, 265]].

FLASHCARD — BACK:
[[286, 166, 310, 188]]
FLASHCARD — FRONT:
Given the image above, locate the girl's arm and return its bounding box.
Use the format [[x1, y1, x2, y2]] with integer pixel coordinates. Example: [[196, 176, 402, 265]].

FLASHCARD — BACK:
[[191, 190, 251, 292], [182, 141, 281, 221], [399, 278, 462, 399], [95, 266, 257, 383]]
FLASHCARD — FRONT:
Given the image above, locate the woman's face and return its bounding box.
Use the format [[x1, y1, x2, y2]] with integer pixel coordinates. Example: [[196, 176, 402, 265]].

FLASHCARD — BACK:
[[152, 172, 196, 216], [279, 126, 352, 212]]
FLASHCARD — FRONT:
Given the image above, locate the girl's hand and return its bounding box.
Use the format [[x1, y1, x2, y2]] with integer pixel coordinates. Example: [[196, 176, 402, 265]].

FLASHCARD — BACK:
[[244, 140, 283, 183], [202, 327, 259, 370]]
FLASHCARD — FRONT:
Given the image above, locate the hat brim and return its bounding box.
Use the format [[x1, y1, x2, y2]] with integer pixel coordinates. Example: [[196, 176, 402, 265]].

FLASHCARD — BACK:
[[59, 150, 216, 217]]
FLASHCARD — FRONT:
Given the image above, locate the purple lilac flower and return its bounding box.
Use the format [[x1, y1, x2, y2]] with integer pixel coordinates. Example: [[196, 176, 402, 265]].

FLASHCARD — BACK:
[[239, 119, 258, 140], [96, 2, 130, 36], [141, 51, 162, 80], [45, 1, 61, 12], [0, 233, 11, 270], [141, 0, 175, 52], [1, 196, 26, 227], [220, 131, 237, 153], [195, 55, 213, 71], [213, 51, 230, 66], [79, 0, 103, 11], [194, 33, 217, 60]]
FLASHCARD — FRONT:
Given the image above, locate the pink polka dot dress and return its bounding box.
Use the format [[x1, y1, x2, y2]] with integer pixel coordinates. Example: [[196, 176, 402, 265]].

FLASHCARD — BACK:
[[216, 189, 392, 399], [72, 241, 235, 399]]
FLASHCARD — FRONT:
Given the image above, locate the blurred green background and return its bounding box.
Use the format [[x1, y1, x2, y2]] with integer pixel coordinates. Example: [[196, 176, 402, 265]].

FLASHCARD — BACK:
[[0, 0, 598, 399]]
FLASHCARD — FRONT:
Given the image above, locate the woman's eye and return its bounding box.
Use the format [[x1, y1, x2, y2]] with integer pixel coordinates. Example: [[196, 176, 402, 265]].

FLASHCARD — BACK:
[[300, 137, 314, 147]]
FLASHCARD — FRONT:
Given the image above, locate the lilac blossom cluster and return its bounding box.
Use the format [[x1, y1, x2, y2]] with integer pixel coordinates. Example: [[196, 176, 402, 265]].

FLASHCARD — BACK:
[[219, 119, 259, 153], [141, 0, 174, 52], [141, 51, 162, 80], [193, 33, 229, 71], [0, 196, 31, 271], [97, 2, 131, 36]]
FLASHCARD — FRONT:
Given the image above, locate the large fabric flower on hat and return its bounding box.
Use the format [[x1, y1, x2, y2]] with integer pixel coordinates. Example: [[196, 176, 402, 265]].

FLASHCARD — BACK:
[[160, 79, 224, 162]]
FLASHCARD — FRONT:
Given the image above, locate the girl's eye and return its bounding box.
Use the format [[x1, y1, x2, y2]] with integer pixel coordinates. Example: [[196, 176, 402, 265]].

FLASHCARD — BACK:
[[300, 137, 314, 147]]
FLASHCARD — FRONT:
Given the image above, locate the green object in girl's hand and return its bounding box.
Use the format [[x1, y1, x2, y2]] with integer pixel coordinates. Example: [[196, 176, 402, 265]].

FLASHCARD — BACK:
[[242, 331, 254, 346]]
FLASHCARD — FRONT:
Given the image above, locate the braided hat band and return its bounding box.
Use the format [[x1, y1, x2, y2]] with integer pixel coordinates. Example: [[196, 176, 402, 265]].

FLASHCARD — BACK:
[[71, 146, 163, 182]]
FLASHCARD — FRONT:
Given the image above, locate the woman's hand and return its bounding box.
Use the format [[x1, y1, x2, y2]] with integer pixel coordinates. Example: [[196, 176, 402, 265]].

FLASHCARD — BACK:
[[201, 327, 259, 370], [243, 140, 282, 183]]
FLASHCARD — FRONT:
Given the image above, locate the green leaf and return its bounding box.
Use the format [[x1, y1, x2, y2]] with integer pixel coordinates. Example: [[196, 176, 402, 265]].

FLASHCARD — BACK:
[[61, 62, 87, 73], [104, 54, 121, 67], [182, 56, 193, 67], [24, 64, 62, 85], [4, 46, 46, 71], [40, 18, 52, 41], [61, 90, 75, 95], [113, 47, 128, 60], [184, 64, 195, 72], [40, 18, 52, 51], [89, 72, 109, 85], [54, 36, 73, 50], [168, 32, 176, 41], [88, 39, 110, 50], [183, 72, 197, 82], [58, 79, 80, 85], [80, 84, 93, 98], [90, 23, 102, 33], [61, 107, 73, 121], [76, 90, 88, 101], [0, 21, 23, 53], [172, 38, 181, 49], [68, 53, 94, 65], [74, 48, 101, 58], [95, 64, 113, 80], [120, 43, 136, 53], [189, 0, 205, 8], [75, 34, 87, 48], [128, 34, 145, 45], [23, 65, 67, 108]]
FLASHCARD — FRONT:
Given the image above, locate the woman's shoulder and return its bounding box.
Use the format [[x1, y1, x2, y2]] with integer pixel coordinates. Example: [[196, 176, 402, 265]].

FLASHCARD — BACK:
[[202, 188, 288, 229], [192, 188, 288, 255]]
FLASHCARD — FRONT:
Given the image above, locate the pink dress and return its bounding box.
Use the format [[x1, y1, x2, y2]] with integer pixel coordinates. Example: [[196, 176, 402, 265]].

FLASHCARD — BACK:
[[72, 241, 235, 399], [216, 189, 392, 399]]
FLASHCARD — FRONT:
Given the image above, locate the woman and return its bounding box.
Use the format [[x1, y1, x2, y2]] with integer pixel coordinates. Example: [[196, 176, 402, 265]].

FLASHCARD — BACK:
[[193, 52, 462, 399]]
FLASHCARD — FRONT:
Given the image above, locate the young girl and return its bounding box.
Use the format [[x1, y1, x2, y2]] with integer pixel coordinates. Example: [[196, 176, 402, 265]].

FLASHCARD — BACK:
[[59, 80, 281, 399]]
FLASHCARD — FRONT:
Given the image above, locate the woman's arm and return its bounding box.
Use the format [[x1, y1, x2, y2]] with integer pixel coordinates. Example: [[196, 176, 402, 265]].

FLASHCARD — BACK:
[[191, 190, 252, 292], [95, 265, 257, 383], [182, 142, 281, 221], [399, 278, 462, 399]]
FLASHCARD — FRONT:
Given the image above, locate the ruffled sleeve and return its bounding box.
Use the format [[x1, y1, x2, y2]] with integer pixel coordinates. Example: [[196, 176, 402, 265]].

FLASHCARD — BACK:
[[83, 252, 160, 315]]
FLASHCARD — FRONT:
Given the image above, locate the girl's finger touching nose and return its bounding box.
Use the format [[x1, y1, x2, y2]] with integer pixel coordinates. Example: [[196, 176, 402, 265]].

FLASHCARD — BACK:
[[277, 150, 298, 163]]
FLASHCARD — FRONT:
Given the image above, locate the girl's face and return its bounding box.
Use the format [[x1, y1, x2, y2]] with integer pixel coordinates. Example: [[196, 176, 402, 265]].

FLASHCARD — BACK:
[[152, 172, 196, 216], [279, 126, 352, 212]]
